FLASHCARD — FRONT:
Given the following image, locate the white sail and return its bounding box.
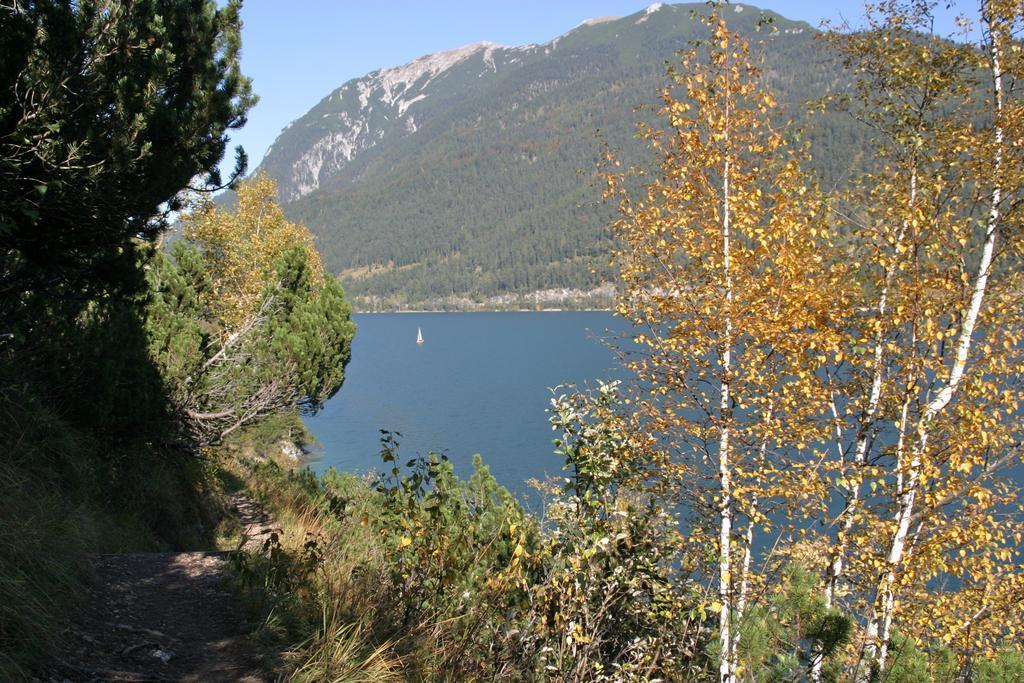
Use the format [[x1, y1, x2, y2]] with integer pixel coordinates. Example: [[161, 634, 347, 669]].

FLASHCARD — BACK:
[[416, 327, 424, 344]]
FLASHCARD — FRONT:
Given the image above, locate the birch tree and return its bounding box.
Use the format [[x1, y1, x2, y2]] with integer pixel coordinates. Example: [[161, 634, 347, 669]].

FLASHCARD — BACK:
[[606, 14, 843, 682], [183, 173, 325, 333], [807, 5, 976, 679], [811, 2, 1024, 678]]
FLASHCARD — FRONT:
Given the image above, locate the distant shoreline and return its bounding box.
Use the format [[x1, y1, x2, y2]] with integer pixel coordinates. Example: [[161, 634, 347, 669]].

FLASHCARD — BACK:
[[346, 286, 618, 314], [353, 308, 614, 314]]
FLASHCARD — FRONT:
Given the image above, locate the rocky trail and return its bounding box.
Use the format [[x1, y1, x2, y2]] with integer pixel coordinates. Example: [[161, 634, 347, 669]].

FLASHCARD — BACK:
[[48, 494, 276, 682]]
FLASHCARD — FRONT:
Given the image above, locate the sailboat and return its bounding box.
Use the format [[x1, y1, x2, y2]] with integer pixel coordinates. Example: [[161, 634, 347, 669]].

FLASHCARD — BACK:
[[416, 327, 424, 345]]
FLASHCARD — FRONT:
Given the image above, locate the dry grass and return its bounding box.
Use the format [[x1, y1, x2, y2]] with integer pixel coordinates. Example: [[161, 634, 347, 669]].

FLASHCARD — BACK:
[[288, 611, 402, 683], [230, 460, 405, 679]]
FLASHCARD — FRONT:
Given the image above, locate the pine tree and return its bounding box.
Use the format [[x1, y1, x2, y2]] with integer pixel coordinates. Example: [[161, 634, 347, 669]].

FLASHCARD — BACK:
[[0, 0, 255, 322], [150, 177, 355, 443]]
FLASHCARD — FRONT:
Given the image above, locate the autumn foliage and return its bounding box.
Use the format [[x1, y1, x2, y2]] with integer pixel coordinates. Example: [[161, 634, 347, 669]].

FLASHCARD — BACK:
[[608, 15, 849, 682], [148, 175, 354, 443], [192, 4, 1024, 681], [606, 3, 1024, 681], [184, 174, 326, 333]]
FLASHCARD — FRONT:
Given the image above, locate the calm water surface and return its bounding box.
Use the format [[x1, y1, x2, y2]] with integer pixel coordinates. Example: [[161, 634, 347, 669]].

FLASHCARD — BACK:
[[303, 312, 628, 501]]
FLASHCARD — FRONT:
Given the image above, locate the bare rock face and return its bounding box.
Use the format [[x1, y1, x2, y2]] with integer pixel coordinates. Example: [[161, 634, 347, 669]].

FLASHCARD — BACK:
[[259, 40, 521, 203]]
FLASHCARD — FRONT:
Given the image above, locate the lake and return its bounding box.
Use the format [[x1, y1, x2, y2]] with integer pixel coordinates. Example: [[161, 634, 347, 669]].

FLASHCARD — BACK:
[[302, 311, 628, 504]]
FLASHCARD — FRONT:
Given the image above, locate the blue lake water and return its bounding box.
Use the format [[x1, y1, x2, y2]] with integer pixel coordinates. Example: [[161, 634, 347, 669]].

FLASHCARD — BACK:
[[303, 311, 1024, 551], [302, 312, 628, 504]]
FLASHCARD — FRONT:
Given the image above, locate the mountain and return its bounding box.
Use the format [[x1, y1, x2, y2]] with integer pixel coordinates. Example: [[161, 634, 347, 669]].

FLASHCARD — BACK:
[[250, 2, 863, 310]]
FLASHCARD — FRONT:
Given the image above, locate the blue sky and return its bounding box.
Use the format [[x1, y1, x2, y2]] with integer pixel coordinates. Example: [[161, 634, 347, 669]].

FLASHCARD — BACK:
[[222, 0, 970, 178]]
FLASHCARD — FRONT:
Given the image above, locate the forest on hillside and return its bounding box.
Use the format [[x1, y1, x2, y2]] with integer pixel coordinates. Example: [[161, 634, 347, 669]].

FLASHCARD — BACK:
[[267, 5, 870, 310]]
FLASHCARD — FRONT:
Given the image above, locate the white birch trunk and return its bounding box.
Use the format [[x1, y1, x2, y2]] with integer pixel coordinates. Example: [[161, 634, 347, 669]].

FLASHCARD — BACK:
[[817, 172, 915, 683], [718, 140, 735, 683], [865, 8, 1004, 676], [728, 402, 771, 678], [822, 167, 916, 604], [875, 392, 913, 671]]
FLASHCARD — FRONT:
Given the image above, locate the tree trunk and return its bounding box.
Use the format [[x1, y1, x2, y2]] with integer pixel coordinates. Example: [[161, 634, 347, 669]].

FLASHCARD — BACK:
[[863, 8, 1003, 676], [729, 401, 771, 678], [816, 169, 914, 683], [718, 109, 735, 683]]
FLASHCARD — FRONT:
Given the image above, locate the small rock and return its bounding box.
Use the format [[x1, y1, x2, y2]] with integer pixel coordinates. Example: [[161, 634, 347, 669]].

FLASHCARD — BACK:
[[121, 641, 156, 657], [277, 439, 304, 462], [115, 623, 173, 641]]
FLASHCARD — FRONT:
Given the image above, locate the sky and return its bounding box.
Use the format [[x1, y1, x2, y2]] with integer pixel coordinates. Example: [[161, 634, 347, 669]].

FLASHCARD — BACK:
[[221, 0, 973, 179]]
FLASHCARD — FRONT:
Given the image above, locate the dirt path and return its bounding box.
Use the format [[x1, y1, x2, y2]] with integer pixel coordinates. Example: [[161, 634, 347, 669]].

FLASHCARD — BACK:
[[228, 492, 275, 552], [52, 494, 277, 682]]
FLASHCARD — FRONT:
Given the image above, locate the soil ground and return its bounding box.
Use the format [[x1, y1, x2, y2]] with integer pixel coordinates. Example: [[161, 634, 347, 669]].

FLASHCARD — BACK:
[[48, 494, 276, 682]]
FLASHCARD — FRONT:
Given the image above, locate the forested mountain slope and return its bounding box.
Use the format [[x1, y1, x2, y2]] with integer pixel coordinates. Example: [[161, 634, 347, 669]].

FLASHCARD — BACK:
[[251, 2, 864, 309]]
